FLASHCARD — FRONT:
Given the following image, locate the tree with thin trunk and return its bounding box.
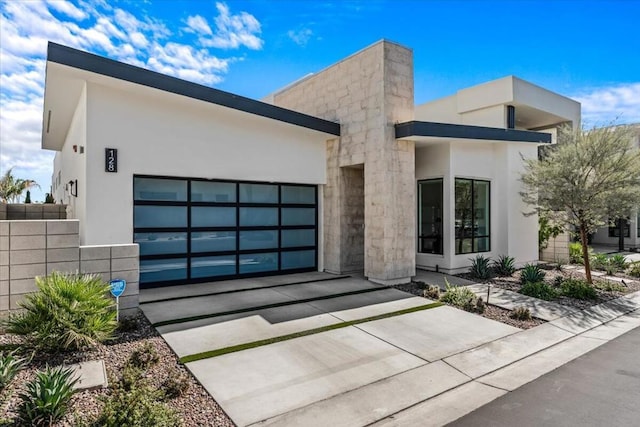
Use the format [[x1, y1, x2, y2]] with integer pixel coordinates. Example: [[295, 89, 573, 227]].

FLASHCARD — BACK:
[[0, 168, 40, 203], [520, 124, 640, 283]]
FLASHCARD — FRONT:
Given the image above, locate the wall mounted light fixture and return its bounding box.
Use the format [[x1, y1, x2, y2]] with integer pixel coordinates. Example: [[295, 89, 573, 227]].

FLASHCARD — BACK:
[[68, 180, 78, 197]]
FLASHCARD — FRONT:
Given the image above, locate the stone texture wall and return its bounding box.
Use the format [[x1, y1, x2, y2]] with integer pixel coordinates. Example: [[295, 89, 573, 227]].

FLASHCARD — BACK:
[[0, 220, 139, 315], [540, 229, 571, 263], [0, 203, 67, 220], [269, 40, 416, 283]]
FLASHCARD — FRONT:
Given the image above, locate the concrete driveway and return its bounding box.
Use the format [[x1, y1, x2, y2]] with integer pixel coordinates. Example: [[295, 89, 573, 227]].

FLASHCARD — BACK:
[[139, 273, 521, 426]]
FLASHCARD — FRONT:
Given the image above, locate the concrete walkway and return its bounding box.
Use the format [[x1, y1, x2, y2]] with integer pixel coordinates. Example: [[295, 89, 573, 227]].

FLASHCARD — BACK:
[[141, 273, 640, 426]]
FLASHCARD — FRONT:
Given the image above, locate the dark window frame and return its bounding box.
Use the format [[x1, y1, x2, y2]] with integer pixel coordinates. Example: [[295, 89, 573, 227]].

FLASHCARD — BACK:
[[133, 175, 318, 288], [455, 178, 491, 255], [417, 178, 444, 255], [608, 217, 631, 238]]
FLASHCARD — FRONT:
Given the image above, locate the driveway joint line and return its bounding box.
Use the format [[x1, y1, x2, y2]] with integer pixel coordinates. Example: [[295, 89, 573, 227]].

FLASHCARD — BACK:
[[152, 286, 394, 327], [247, 363, 433, 427], [140, 275, 352, 305], [441, 358, 474, 380]]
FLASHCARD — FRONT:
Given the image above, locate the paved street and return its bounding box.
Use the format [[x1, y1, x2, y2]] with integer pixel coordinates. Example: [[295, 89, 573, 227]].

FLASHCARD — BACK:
[[450, 326, 640, 427]]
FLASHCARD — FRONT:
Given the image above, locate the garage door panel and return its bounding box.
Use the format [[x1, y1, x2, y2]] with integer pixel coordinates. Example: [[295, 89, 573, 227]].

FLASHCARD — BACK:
[[134, 176, 318, 287]]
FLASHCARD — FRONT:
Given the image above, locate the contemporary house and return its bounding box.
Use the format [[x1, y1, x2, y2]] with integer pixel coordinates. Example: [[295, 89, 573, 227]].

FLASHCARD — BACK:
[[44, 40, 581, 289], [590, 124, 640, 250]]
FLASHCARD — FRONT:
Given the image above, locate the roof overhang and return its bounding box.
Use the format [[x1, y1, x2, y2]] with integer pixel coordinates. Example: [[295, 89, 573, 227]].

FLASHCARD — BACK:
[[395, 121, 552, 144], [42, 42, 340, 151]]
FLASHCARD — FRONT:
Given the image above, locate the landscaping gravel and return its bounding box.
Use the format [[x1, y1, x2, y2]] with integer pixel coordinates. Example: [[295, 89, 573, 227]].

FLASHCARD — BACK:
[[0, 312, 234, 427], [459, 266, 640, 311], [392, 282, 545, 329]]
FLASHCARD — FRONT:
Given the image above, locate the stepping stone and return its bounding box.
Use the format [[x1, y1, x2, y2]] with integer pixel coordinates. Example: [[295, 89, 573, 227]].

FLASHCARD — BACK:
[[68, 360, 108, 390]]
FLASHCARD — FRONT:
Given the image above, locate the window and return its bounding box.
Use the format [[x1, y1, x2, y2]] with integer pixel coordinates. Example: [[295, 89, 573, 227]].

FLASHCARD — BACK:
[[418, 179, 443, 254], [609, 217, 630, 238], [455, 178, 490, 254]]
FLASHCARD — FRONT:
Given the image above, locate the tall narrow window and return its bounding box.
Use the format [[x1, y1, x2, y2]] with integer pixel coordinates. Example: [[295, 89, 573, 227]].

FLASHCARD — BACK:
[[455, 178, 490, 254], [418, 179, 443, 254]]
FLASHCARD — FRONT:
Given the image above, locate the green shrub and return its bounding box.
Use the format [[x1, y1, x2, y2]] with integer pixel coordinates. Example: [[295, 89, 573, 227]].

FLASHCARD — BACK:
[[5, 272, 116, 351], [510, 306, 532, 321], [0, 351, 26, 390], [440, 280, 479, 312], [538, 214, 564, 251], [94, 382, 180, 427], [627, 261, 640, 277], [161, 368, 190, 400], [590, 253, 608, 271], [594, 280, 625, 292], [17, 365, 78, 426], [129, 342, 160, 370], [520, 264, 546, 285], [560, 278, 597, 300], [608, 254, 628, 271], [469, 255, 492, 280], [492, 255, 516, 277], [423, 285, 441, 300], [475, 297, 486, 314], [520, 281, 558, 301], [569, 242, 584, 264]]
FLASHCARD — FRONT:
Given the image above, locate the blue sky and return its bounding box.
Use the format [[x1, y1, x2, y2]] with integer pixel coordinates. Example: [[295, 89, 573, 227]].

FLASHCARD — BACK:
[[1, 0, 639, 202]]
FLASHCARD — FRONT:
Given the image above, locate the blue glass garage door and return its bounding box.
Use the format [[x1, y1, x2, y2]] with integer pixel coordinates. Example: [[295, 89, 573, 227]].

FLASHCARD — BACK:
[[134, 176, 317, 287]]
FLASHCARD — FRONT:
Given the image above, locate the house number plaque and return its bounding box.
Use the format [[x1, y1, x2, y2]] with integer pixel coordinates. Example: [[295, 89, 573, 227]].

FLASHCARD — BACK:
[[105, 148, 118, 173]]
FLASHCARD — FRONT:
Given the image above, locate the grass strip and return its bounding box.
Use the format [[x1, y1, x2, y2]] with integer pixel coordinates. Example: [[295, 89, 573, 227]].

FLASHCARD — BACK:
[[141, 275, 351, 305], [152, 286, 391, 327], [179, 301, 443, 363]]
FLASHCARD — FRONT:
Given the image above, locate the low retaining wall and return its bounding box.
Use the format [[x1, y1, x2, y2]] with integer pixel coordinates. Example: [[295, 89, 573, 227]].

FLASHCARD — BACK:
[[0, 219, 139, 315], [0, 203, 67, 220]]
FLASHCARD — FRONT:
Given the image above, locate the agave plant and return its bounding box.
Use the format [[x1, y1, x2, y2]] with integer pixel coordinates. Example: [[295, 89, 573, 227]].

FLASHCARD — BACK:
[[17, 365, 78, 426], [0, 351, 26, 390], [5, 272, 117, 351], [519, 263, 546, 285], [492, 255, 516, 277], [469, 255, 492, 280]]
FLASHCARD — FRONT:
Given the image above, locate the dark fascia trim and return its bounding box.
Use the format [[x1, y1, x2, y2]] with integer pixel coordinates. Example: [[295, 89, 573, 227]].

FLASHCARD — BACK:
[[46, 42, 340, 136], [395, 121, 552, 143]]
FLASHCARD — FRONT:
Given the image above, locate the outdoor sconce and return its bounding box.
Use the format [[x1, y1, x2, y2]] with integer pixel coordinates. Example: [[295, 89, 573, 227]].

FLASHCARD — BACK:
[[68, 179, 78, 197]]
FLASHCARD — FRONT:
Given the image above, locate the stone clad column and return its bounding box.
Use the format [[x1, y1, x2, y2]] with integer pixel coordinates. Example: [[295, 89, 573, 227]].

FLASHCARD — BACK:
[[269, 40, 416, 283]]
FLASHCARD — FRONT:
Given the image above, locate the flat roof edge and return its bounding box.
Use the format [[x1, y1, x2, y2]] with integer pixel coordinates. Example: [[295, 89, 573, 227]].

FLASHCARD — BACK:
[[395, 121, 552, 143], [46, 42, 340, 136]]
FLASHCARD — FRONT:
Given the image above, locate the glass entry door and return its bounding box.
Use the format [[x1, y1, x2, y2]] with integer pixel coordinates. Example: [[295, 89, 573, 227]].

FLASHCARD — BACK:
[[133, 176, 317, 287]]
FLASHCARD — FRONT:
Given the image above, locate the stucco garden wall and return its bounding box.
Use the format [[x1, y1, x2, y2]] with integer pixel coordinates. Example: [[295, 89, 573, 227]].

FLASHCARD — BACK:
[[0, 219, 139, 315]]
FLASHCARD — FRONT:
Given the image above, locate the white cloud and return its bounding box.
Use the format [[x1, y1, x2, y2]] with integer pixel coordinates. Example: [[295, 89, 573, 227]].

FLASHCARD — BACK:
[[46, 0, 88, 20], [287, 27, 313, 46], [0, 0, 262, 200], [185, 15, 212, 36], [199, 2, 263, 50], [572, 83, 640, 126]]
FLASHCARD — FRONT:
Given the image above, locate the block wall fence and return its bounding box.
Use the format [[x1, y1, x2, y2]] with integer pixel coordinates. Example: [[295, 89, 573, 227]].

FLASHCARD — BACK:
[[0, 203, 67, 220], [0, 219, 139, 315], [539, 229, 571, 263]]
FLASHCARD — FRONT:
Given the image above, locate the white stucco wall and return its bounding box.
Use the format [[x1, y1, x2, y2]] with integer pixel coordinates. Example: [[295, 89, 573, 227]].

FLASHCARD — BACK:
[[415, 140, 538, 273], [52, 84, 87, 240], [74, 82, 328, 247]]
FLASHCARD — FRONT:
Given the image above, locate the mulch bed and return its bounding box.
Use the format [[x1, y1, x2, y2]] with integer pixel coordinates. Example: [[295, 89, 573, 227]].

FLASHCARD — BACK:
[[0, 312, 234, 427]]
